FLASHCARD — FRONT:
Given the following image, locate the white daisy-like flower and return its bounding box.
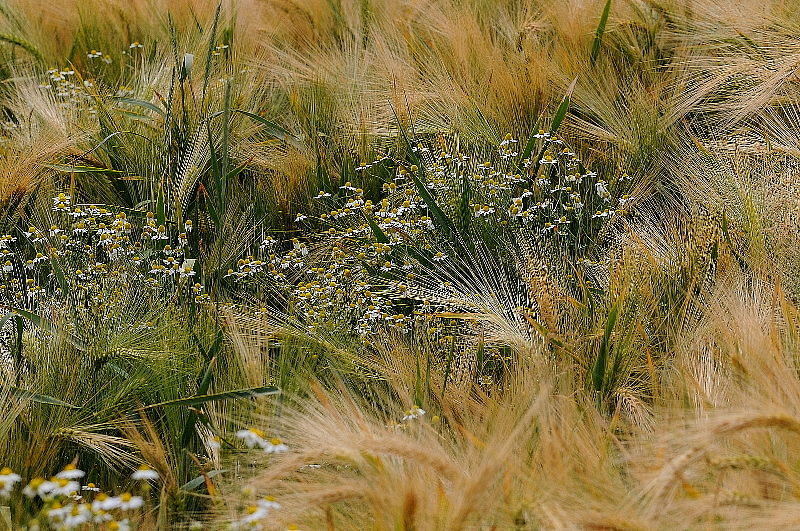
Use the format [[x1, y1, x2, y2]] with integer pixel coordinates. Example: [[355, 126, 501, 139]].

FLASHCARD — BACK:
[[81, 483, 100, 492], [236, 428, 267, 449], [131, 464, 159, 481], [0, 467, 21, 497], [402, 405, 426, 421], [109, 518, 131, 531], [261, 437, 289, 453], [258, 495, 281, 511], [118, 492, 144, 510], [56, 464, 85, 480]]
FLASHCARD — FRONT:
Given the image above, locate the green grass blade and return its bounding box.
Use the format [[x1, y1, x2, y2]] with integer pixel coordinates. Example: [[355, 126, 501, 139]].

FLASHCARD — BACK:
[[144, 386, 281, 409], [550, 77, 577, 135], [591, 0, 612, 64], [414, 353, 423, 408], [47, 247, 70, 298], [180, 330, 224, 448], [201, 3, 222, 105], [475, 334, 485, 380], [180, 469, 228, 492], [220, 80, 232, 208], [519, 118, 541, 166], [43, 163, 122, 174], [411, 169, 456, 240], [365, 214, 390, 243], [207, 120, 222, 215], [532, 78, 577, 177], [592, 297, 620, 399], [457, 172, 472, 237], [111, 97, 166, 117], [5, 306, 86, 351], [236, 110, 306, 151], [6, 386, 81, 408]]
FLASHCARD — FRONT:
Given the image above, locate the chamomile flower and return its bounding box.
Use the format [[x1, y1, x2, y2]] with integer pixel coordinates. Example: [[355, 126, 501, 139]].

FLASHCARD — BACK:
[[257, 495, 281, 510], [261, 437, 289, 453], [402, 405, 426, 421], [0, 467, 21, 497], [236, 428, 267, 449], [108, 519, 131, 531], [56, 464, 85, 480], [131, 464, 159, 481]]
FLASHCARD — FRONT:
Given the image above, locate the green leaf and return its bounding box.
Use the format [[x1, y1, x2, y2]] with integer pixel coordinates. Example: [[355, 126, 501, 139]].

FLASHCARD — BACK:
[[519, 118, 541, 167], [411, 169, 456, 241], [532, 78, 577, 177], [6, 386, 81, 409], [111, 97, 166, 117], [47, 248, 70, 299], [179, 469, 228, 492], [591, 0, 612, 64], [220, 80, 232, 207], [143, 386, 281, 410], [457, 172, 472, 237], [592, 297, 620, 398], [43, 163, 122, 174], [226, 158, 250, 180], [180, 330, 224, 448], [736, 30, 767, 58], [550, 77, 578, 135], [365, 215, 390, 244], [206, 121, 223, 221], [236, 110, 306, 151], [3, 306, 86, 351]]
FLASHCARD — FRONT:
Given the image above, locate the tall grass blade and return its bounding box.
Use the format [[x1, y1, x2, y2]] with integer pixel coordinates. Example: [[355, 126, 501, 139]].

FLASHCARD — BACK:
[[111, 97, 166, 117], [144, 387, 281, 409], [4, 307, 86, 351], [43, 163, 122, 174], [237, 110, 306, 151], [590, 0, 612, 65], [180, 469, 228, 492], [592, 297, 620, 401], [6, 386, 81, 408]]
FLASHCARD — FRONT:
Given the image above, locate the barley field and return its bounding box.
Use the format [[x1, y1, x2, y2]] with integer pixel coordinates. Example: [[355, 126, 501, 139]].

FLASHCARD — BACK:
[[0, 0, 800, 529]]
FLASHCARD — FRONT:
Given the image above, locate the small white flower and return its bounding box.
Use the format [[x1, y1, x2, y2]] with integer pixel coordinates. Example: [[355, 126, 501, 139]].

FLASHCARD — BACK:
[[242, 504, 269, 524], [131, 464, 159, 481], [56, 465, 85, 480], [0, 467, 21, 497], [62, 502, 92, 527], [257, 495, 281, 511], [402, 405, 426, 422], [118, 492, 144, 510], [261, 437, 289, 453], [236, 428, 267, 449], [111, 518, 132, 531]]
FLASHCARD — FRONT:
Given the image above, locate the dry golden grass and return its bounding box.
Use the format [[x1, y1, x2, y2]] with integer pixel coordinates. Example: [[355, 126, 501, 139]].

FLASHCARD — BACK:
[[3, 0, 800, 529]]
